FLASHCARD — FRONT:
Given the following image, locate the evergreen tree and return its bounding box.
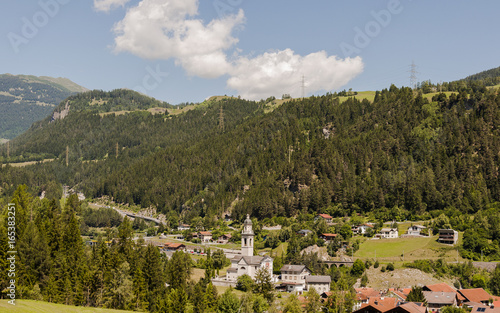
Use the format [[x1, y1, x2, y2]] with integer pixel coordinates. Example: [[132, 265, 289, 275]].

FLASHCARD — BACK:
[[253, 267, 274, 303], [217, 288, 240, 313], [406, 286, 427, 304], [305, 288, 322, 313]]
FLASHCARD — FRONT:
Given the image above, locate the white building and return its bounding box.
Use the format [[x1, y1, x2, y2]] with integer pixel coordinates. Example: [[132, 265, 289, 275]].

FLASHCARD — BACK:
[[280, 264, 311, 293], [306, 275, 331, 294], [407, 225, 426, 236], [380, 228, 398, 238], [226, 215, 273, 281]]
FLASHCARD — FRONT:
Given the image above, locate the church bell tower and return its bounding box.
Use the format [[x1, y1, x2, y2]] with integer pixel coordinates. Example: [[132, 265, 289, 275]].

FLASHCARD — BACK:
[[241, 214, 254, 257]]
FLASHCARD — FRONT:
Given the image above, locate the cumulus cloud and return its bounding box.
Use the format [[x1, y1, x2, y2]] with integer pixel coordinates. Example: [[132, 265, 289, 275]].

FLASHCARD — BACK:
[[94, 0, 131, 12], [228, 49, 364, 100], [112, 0, 364, 100], [113, 0, 244, 78]]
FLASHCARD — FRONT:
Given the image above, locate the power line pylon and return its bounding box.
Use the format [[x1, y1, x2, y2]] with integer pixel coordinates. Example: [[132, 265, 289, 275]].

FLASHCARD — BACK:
[[409, 61, 419, 89]]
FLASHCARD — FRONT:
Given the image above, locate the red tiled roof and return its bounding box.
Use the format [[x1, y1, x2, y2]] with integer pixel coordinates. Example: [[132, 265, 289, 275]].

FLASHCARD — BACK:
[[396, 302, 427, 313], [459, 288, 494, 303], [361, 297, 399, 313], [392, 290, 407, 300], [319, 214, 333, 219], [355, 287, 382, 299], [199, 231, 212, 236], [322, 233, 338, 237], [164, 243, 185, 248], [402, 288, 412, 295], [425, 283, 456, 293]]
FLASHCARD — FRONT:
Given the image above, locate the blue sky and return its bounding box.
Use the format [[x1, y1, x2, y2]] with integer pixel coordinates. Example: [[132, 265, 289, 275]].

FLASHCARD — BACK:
[[1, 0, 499, 104]]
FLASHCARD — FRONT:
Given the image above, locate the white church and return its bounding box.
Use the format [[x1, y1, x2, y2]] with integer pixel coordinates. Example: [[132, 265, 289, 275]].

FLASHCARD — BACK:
[[225, 215, 273, 281]]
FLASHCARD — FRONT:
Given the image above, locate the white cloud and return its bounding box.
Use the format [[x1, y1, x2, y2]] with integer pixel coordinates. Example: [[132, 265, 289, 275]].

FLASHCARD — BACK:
[[94, 0, 131, 12], [113, 0, 245, 78], [111, 0, 364, 100], [228, 49, 364, 100]]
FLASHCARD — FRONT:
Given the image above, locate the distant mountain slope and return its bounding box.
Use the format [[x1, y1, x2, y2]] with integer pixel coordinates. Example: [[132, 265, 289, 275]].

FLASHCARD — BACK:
[[463, 66, 500, 82], [0, 74, 88, 140]]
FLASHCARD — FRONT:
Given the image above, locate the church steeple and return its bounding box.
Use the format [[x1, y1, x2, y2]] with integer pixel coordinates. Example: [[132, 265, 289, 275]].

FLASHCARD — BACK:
[[241, 214, 254, 257]]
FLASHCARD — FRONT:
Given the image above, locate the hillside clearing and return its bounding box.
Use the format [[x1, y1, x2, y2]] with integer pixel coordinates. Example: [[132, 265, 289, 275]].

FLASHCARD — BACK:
[[355, 235, 464, 263], [363, 267, 455, 290]]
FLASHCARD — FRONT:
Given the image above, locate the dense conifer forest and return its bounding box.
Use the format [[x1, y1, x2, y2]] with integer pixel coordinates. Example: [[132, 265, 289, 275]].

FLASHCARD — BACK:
[[1, 75, 500, 262]]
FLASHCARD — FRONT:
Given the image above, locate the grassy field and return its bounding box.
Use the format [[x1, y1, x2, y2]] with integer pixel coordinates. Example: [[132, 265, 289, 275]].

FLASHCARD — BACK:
[[1, 159, 55, 168], [421, 91, 458, 101], [355, 234, 464, 264], [0, 300, 135, 313], [338, 91, 376, 103]]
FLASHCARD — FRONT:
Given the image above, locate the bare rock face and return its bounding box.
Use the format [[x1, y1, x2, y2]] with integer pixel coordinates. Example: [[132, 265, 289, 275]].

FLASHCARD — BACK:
[[51, 101, 70, 122]]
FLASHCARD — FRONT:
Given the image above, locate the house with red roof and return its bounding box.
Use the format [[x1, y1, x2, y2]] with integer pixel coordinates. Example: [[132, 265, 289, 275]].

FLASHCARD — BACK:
[[459, 288, 497, 306], [353, 296, 400, 313], [198, 231, 212, 242], [315, 213, 333, 223]]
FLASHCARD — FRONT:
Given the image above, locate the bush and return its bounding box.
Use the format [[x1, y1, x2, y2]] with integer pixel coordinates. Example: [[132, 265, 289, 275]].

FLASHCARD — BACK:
[[386, 263, 395, 271], [381, 266, 386, 272], [236, 274, 254, 292], [374, 260, 379, 268]]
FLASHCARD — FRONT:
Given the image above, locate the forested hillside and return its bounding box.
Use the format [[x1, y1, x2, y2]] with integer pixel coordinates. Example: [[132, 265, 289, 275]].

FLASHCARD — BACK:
[[1, 83, 499, 221], [0, 74, 87, 139]]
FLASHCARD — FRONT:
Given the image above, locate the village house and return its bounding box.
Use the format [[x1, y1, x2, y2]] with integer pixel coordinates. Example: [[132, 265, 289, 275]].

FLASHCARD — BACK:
[[280, 264, 311, 293], [315, 213, 333, 223], [406, 225, 427, 236], [217, 233, 232, 244], [438, 229, 458, 245], [353, 296, 399, 313], [458, 288, 497, 306], [305, 275, 331, 294], [321, 233, 338, 243], [177, 224, 190, 231], [164, 242, 186, 251], [380, 228, 399, 239], [297, 229, 312, 236], [386, 302, 427, 313], [423, 291, 457, 312], [353, 223, 374, 235], [198, 231, 212, 242]]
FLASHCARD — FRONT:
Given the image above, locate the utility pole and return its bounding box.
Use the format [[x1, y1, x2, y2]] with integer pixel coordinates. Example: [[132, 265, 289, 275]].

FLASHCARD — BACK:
[[409, 61, 419, 89], [66, 145, 69, 167], [116, 142, 119, 159], [218, 104, 224, 132]]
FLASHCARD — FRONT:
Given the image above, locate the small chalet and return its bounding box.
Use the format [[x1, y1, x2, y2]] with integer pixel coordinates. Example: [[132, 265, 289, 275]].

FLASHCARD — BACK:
[[217, 233, 232, 244], [353, 296, 399, 313], [164, 242, 186, 251], [458, 288, 497, 306], [321, 233, 338, 243], [177, 224, 191, 231], [305, 275, 331, 294], [315, 213, 333, 223], [380, 228, 398, 239], [386, 302, 427, 313], [406, 225, 426, 236], [423, 291, 457, 311], [438, 229, 458, 245], [297, 229, 312, 236], [353, 224, 374, 235], [198, 231, 212, 242]]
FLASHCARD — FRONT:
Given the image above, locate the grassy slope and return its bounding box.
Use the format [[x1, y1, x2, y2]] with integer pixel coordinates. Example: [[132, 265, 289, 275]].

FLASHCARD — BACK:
[[0, 300, 135, 313], [355, 234, 464, 263]]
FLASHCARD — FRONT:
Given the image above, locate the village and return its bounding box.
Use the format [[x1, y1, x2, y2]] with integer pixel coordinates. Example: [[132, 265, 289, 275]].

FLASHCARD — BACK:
[[118, 211, 500, 313]]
